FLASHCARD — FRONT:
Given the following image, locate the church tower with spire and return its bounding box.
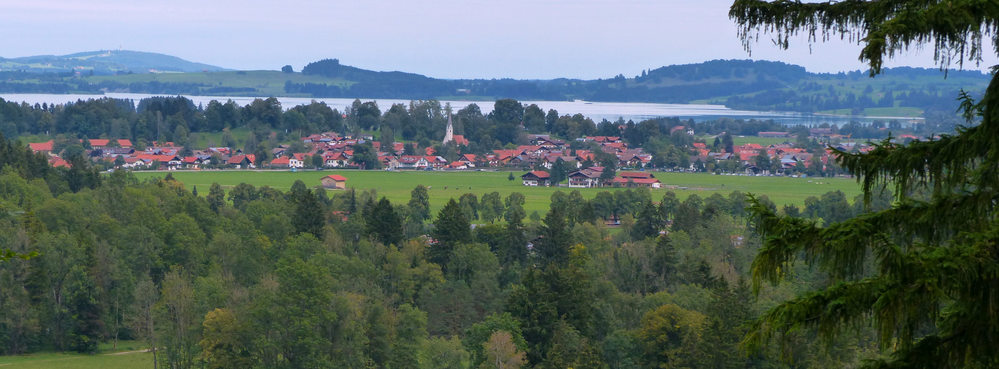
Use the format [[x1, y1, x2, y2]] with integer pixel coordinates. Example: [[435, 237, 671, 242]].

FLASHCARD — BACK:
[[443, 113, 454, 145]]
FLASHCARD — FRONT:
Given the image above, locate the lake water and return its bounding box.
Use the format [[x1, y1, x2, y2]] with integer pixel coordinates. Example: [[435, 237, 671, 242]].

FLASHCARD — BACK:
[[0, 92, 919, 126]]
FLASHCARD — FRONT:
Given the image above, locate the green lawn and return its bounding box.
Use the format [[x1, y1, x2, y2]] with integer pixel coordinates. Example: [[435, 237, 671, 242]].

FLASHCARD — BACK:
[[84, 70, 353, 97], [0, 341, 152, 369], [730, 136, 792, 146], [134, 170, 862, 215], [818, 107, 923, 117]]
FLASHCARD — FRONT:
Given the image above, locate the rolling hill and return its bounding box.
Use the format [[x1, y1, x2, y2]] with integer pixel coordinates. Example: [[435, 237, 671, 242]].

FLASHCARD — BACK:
[[0, 50, 228, 74]]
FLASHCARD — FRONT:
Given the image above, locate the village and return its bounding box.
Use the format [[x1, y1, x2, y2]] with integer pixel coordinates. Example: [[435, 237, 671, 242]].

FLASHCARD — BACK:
[[25, 116, 888, 189]]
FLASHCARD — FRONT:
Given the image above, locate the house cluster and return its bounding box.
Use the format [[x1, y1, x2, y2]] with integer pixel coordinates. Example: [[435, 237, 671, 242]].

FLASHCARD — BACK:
[[488, 134, 652, 170], [521, 168, 662, 189], [693, 140, 872, 173], [286, 133, 654, 172], [27, 138, 259, 170]]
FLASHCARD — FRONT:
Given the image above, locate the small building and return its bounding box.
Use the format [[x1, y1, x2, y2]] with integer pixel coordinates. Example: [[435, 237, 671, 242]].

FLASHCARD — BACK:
[[321, 174, 348, 190], [521, 170, 551, 187], [568, 167, 603, 188], [28, 140, 54, 154], [611, 176, 662, 189], [227, 154, 256, 169], [270, 156, 291, 168], [613, 171, 661, 188], [290, 153, 308, 168]]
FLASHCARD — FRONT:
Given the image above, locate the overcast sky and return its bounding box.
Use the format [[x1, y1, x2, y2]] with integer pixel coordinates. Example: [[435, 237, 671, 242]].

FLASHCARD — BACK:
[[3, 0, 995, 79]]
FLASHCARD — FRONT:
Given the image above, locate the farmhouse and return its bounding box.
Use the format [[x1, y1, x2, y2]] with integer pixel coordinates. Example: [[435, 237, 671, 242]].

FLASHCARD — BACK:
[[612, 171, 662, 188], [611, 176, 662, 188], [290, 153, 307, 168], [28, 140, 54, 154], [227, 154, 256, 169], [521, 170, 551, 187], [321, 174, 348, 190], [568, 167, 603, 188], [270, 156, 291, 168]]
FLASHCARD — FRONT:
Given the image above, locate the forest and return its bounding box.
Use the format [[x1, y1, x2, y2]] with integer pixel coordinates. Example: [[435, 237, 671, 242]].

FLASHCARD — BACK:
[[0, 128, 893, 368]]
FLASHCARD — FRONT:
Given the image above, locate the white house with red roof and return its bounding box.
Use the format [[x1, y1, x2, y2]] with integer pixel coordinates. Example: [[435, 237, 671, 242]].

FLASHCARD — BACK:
[[521, 170, 551, 186]]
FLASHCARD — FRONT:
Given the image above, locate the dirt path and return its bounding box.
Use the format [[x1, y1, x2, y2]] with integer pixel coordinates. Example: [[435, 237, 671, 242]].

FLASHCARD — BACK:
[[104, 349, 151, 356]]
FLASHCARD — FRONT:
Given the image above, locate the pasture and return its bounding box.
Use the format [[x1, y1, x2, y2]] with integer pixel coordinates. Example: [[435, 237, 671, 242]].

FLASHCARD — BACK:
[[0, 341, 152, 369], [134, 170, 863, 216]]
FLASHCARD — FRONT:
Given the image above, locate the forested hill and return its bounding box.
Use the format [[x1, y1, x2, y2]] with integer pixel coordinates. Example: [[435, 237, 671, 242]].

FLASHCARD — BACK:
[[0, 55, 989, 115], [0, 50, 228, 74]]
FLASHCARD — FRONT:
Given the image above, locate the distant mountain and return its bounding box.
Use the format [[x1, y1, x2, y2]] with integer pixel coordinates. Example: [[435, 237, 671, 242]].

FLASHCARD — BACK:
[[0, 53, 989, 116], [0, 50, 228, 74]]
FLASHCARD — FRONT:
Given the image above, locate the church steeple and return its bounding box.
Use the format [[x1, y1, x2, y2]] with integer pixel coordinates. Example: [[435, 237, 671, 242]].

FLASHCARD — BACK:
[[443, 113, 454, 144]]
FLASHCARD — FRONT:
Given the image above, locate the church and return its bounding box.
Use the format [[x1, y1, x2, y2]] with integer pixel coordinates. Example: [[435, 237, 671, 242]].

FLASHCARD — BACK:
[[442, 114, 469, 146]]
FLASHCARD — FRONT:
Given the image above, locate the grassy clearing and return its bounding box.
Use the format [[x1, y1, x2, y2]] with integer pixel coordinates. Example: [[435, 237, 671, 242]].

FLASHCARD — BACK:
[[818, 107, 923, 117], [0, 341, 152, 369], [134, 170, 862, 215], [730, 136, 793, 146], [85, 71, 353, 96], [697, 135, 793, 147]]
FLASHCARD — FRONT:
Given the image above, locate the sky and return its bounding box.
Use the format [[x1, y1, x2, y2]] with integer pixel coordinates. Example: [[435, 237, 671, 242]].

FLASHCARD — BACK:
[[2, 0, 995, 79]]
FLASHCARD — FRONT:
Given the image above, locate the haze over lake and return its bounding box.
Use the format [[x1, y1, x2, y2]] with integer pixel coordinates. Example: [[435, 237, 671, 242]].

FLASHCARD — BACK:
[[0, 92, 918, 126]]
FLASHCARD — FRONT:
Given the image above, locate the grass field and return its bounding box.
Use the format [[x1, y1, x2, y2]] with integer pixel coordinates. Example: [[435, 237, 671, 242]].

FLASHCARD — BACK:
[[0, 341, 152, 369], [134, 170, 863, 215], [729, 136, 792, 146], [85, 70, 353, 97], [818, 106, 923, 117]]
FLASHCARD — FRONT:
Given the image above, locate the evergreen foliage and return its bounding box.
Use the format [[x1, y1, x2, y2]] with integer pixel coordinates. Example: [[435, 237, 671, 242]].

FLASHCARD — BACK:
[[430, 199, 472, 268], [365, 197, 403, 246], [733, 1, 999, 368]]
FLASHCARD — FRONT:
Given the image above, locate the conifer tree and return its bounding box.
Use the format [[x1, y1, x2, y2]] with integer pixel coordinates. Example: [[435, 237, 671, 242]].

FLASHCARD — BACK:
[[365, 197, 402, 246], [407, 185, 431, 222], [430, 199, 471, 267], [534, 205, 572, 267], [732, 1, 999, 367]]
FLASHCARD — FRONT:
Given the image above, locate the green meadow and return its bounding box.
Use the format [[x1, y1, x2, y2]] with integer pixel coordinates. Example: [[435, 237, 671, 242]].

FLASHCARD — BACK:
[[134, 170, 863, 216], [84, 70, 353, 97], [0, 341, 152, 369]]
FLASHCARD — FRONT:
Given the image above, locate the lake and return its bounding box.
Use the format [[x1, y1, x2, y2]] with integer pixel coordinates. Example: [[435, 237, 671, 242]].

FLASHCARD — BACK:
[[0, 92, 918, 126]]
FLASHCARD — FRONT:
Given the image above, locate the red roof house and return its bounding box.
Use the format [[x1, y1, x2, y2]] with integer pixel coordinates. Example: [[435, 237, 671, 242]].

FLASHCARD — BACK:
[[321, 174, 348, 189], [28, 140, 54, 153]]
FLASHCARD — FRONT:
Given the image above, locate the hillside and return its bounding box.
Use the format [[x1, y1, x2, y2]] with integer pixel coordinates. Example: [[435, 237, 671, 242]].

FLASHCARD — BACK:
[[0, 50, 227, 74], [0, 52, 989, 116]]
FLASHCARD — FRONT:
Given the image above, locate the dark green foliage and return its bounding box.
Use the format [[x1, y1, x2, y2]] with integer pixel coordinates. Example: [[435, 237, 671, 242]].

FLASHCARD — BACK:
[[289, 180, 324, 238], [390, 304, 427, 369], [408, 185, 431, 222], [350, 142, 381, 169], [430, 199, 471, 267], [734, 1, 999, 368], [534, 205, 572, 267], [64, 265, 103, 353], [631, 201, 663, 240], [365, 197, 403, 246], [507, 261, 594, 366], [549, 158, 568, 185], [458, 193, 478, 221]]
